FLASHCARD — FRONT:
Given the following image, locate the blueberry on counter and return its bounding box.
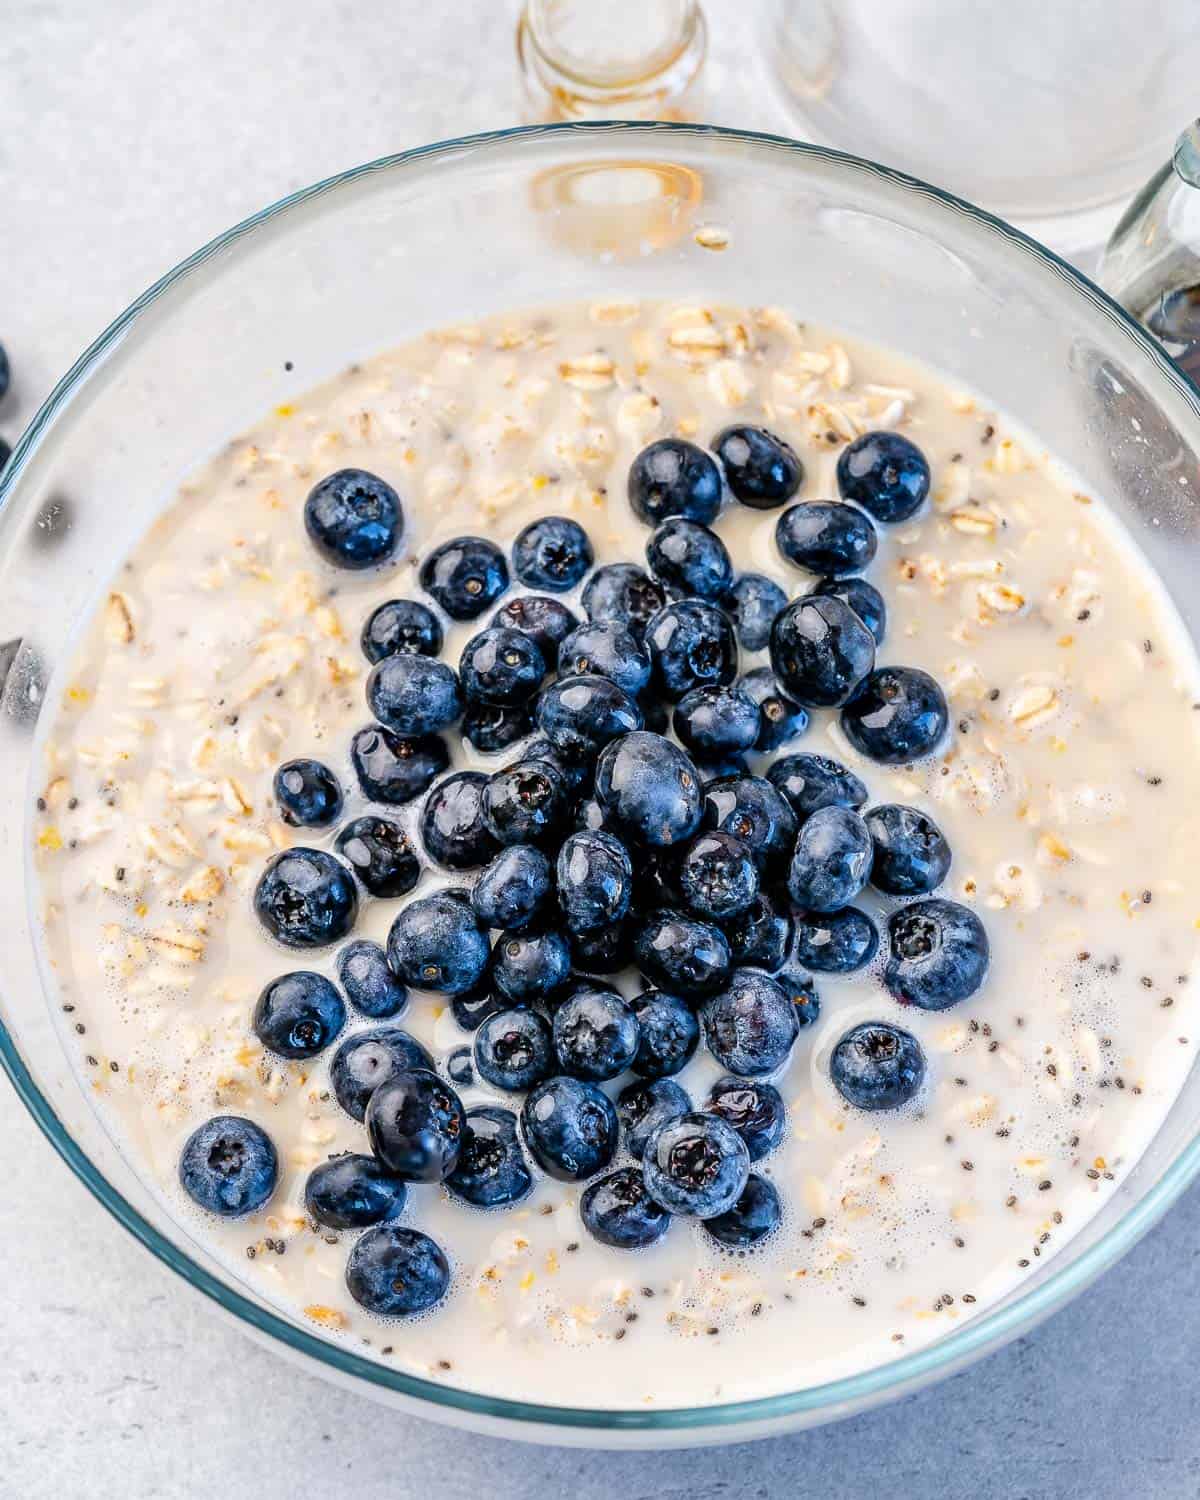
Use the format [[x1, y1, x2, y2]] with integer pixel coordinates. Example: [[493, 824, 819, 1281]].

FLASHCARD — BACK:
[[473, 1007, 554, 1092], [386, 890, 491, 994], [840, 665, 949, 765], [701, 774, 796, 875], [360, 598, 443, 663], [629, 990, 699, 1078], [252, 971, 346, 1060], [673, 684, 761, 759], [459, 626, 546, 705], [628, 437, 723, 525], [335, 815, 420, 899], [420, 535, 509, 621], [776, 501, 877, 577], [472, 844, 553, 930], [724, 572, 787, 652], [633, 908, 732, 999], [350, 724, 449, 806], [304, 1153, 407, 1230], [707, 1077, 786, 1161], [618, 1077, 691, 1159], [491, 924, 572, 1004], [787, 804, 873, 913], [703, 1173, 781, 1248], [536, 674, 643, 761], [641, 1112, 749, 1219], [482, 758, 568, 847], [593, 730, 702, 849], [552, 985, 639, 1082], [831, 1022, 925, 1111], [558, 620, 651, 698], [461, 701, 534, 754], [521, 1076, 619, 1181], [273, 757, 343, 828], [767, 752, 868, 820], [254, 847, 358, 949], [792, 906, 879, 974], [703, 968, 799, 1077], [837, 430, 931, 524], [492, 593, 579, 660], [811, 575, 887, 646], [776, 965, 821, 1027], [556, 830, 632, 932], [645, 517, 733, 600], [367, 653, 462, 737], [769, 593, 875, 709], [679, 830, 759, 922], [866, 804, 952, 896], [738, 668, 809, 753], [582, 1167, 672, 1249], [513, 514, 594, 592], [445, 1045, 475, 1087], [713, 425, 803, 509], [365, 1068, 466, 1181], [446, 1106, 533, 1208], [722, 892, 792, 973], [644, 598, 738, 700], [304, 467, 403, 569], [338, 939, 408, 1019], [179, 1116, 278, 1217], [330, 1026, 435, 1121], [582, 563, 668, 642], [345, 1224, 450, 1316], [420, 771, 500, 870], [884, 898, 989, 1009]]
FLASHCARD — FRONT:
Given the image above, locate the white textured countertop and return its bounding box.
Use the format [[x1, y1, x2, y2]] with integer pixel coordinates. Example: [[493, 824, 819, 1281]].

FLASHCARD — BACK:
[[1, 3, 1196, 1495]]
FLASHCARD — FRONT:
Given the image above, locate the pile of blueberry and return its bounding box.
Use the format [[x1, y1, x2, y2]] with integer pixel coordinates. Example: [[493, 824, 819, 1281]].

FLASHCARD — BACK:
[[179, 423, 990, 1320]]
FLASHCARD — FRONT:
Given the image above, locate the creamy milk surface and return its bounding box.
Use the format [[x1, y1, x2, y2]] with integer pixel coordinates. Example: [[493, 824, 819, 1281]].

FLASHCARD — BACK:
[[31, 299, 1200, 1408]]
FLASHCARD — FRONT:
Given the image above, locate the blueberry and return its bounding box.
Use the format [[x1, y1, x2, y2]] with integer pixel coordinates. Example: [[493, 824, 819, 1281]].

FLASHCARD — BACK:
[[776, 502, 877, 577], [335, 816, 420, 899], [459, 626, 546, 706], [641, 1112, 749, 1218], [179, 1116, 277, 1216], [512, 515, 594, 592], [593, 731, 702, 848], [703, 1173, 781, 1248], [707, 1077, 786, 1161], [304, 468, 403, 569], [537, 674, 643, 761], [491, 924, 572, 1004], [569, 920, 633, 975], [624, 991, 697, 1079], [450, 986, 508, 1032], [724, 572, 788, 652], [421, 771, 499, 870], [831, 1022, 925, 1111], [345, 1224, 449, 1315], [273, 758, 342, 828], [787, 805, 873, 912], [521, 735, 593, 796], [767, 752, 867, 820], [420, 535, 508, 620], [304, 1153, 407, 1229], [713, 424, 803, 509], [738, 668, 809, 753], [867, 804, 951, 896], [366, 1068, 466, 1181], [360, 598, 443, 663], [521, 1076, 619, 1181], [840, 666, 949, 765], [701, 774, 797, 875], [628, 438, 722, 525], [330, 1026, 434, 1120], [679, 830, 759, 921], [556, 830, 632, 932], [252, 971, 345, 1060], [254, 848, 358, 949], [446, 1106, 533, 1208], [837, 430, 931, 523], [582, 1167, 672, 1249], [552, 986, 639, 1082], [472, 844, 553, 930], [722, 892, 792, 972], [884, 898, 989, 1010], [673, 685, 761, 759], [338, 939, 408, 1018], [582, 564, 667, 643], [811, 575, 887, 646], [644, 599, 737, 701], [492, 594, 579, 660], [575, 797, 611, 834], [367, 654, 462, 737], [445, 1046, 475, 1087], [618, 1077, 691, 1159], [474, 1007, 554, 1092], [350, 725, 449, 805], [645, 518, 733, 600], [793, 906, 879, 973], [482, 759, 567, 847], [633, 908, 732, 999], [776, 965, 821, 1026], [558, 621, 651, 697], [769, 594, 875, 710], [386, 890, 490, 994], [462, 701, 534, 754], [703, 968, 798, 1077]]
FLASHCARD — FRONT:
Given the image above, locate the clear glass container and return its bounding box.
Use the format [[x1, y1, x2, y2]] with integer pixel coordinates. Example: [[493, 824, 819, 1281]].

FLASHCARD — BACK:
[[4, 123, 1200, 1447]]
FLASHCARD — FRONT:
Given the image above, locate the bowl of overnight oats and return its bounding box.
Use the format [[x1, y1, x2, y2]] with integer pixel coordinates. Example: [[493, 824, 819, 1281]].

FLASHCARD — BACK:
[[5, 123, 1200, 1446]]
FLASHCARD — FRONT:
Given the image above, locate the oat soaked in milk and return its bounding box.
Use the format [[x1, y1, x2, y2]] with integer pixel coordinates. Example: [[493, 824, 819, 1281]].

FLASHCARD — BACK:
[[32, 301, 1200, 1408]]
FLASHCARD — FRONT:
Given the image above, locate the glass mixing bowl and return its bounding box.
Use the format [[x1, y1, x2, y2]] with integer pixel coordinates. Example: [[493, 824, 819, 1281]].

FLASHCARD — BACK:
[[2, 123, 1199, 1449]]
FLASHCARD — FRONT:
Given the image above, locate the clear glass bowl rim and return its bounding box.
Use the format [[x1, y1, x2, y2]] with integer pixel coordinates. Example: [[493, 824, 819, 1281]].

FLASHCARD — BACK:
[[4, 120, 1200, 1436]]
